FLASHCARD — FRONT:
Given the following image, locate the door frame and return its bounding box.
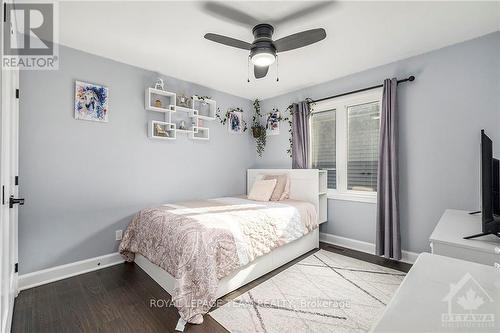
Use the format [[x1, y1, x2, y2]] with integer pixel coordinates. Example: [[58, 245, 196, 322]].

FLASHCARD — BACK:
[[0, 65, 19, 333], [1, 2, 20, 331]]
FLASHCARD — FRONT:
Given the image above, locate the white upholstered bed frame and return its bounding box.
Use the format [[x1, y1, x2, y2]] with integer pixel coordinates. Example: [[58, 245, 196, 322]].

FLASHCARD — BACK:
[[135, 169, 321, 326]]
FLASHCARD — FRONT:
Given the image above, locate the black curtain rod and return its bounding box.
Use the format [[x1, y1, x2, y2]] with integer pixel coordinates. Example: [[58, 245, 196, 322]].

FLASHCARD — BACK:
[[310, 75, 415, 104]]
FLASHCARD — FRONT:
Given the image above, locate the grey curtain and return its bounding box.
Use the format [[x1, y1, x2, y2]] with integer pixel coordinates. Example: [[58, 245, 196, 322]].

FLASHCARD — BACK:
[[291, 101, 311, 169], [376, 78, 401, 260]]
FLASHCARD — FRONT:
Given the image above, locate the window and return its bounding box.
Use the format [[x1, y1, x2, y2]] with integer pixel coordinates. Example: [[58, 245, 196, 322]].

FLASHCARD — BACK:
[[311, 109, 336, 189], [347, 102, 380, 192], [309, 89, 382, 202]]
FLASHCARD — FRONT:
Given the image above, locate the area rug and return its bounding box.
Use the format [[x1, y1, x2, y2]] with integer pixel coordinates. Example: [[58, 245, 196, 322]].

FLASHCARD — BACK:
[[209, 249, 406, 333]]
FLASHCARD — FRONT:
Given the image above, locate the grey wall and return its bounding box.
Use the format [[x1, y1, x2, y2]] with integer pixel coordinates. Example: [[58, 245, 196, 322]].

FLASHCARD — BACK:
[[257, 31, 500, 254], [19, 32, 500, 273], [19, 45, 254, 274]]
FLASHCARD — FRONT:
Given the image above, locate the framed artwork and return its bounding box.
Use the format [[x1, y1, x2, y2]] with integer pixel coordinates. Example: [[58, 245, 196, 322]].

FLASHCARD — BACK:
[[266, 111, 280, 135], [74, 81, 109, 122], [228, 111, 243, 134]]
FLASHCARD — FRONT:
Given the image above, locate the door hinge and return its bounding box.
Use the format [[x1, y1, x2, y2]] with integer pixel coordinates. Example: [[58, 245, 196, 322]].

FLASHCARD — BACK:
[[3, 3, 6, 23], [1, 186, 4, 205], [15, 176, 18, 185], [16, 88, 19, 99], [14, 263, 18, 273]]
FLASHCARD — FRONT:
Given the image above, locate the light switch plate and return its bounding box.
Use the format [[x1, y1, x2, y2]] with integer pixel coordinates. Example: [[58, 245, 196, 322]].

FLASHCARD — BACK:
[[115, 230, 123, 241]]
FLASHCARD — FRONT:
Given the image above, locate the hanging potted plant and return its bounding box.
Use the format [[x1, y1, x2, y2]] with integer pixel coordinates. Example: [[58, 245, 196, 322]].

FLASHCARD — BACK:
[[252, 124, 264, 138], [251, 99, 267, 157]]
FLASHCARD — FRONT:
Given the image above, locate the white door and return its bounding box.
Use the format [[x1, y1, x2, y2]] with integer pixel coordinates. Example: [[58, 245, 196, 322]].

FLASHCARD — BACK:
[[0, 56, 20, 333]]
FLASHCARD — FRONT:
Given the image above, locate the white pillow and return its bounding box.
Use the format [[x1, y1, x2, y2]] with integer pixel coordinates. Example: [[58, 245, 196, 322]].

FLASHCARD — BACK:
[[248, 179, 277, 201]]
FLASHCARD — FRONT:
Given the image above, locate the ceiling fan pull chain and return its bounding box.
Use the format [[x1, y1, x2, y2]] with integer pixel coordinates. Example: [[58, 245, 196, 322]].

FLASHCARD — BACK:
[[276, 54, 280, 82], [247, 56, 251, 83]]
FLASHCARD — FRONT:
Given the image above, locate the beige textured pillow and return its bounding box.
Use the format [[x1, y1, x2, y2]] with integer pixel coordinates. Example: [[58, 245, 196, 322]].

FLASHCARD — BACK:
[[280, 175, 290, 200], [264, 174, 289, 201], [248, 179, 277, 201]]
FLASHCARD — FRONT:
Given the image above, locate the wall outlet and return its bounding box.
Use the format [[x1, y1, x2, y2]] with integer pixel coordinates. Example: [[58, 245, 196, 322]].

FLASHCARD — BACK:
[[115, 230, 123, 241]]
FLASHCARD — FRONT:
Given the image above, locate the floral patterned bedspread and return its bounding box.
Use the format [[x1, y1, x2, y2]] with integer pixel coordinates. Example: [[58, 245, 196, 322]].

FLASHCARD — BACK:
[[119, 196, 317, 324]]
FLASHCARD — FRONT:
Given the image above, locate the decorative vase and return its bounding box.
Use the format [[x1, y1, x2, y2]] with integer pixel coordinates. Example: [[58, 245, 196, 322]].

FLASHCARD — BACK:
[[179, 120, 186, 130], [154, 99, 162, 108]]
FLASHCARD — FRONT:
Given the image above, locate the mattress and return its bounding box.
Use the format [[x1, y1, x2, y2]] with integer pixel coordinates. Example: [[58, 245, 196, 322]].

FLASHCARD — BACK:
[[119, 196, 318, 324]]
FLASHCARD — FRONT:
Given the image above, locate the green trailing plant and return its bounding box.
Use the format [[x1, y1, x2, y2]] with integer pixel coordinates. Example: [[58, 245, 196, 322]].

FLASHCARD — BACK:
[[251, 99, 267, 157], [216, 107, 248, 131], [271, 99, 311, 158], [254, 127, 266, 157], [252, 99, 264, 126], [215, 98, 311, 159], [284, 104, 294, 157], [252, 99, 299, 158], [194, 95, 211, 101]]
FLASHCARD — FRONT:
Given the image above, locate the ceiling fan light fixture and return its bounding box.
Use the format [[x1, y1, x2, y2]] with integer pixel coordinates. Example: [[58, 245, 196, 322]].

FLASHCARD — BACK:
[[251, 52, 275, 67], [204, 17, 326, 79]]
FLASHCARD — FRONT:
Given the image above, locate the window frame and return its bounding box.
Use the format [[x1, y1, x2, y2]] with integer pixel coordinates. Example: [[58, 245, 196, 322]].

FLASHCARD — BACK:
[[309, 88, 382, 204]]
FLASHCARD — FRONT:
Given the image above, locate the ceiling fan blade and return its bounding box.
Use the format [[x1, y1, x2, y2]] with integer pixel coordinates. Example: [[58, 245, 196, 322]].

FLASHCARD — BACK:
[[254, 65, 269, 79], [274, 28, 326, 53], [203, 2, 259, 27], [272, 2, 335, 25], [204, 33, 252, 50]]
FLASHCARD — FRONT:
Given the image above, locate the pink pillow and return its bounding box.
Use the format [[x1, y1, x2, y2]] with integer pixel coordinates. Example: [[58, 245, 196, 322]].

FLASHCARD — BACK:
[[263, 174, 290, 201], [248, 179, 277, 201]]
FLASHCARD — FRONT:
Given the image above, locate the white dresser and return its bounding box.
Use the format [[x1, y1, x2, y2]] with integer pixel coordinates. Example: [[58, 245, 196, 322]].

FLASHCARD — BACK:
[[429, 209, 500, 268], [371, 253, 500, 333]]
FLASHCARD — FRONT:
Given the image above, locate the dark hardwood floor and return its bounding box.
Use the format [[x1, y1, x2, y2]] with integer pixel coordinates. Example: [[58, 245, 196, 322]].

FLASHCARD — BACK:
[[11, 243, 411, 332], [319, 242, 412, 273]]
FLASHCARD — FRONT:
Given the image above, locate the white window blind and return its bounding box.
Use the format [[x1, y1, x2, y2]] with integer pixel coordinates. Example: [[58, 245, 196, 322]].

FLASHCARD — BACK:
[[309, 88, 382, 202], [311, 109, 336, 189], [347, 102, 380, 192]]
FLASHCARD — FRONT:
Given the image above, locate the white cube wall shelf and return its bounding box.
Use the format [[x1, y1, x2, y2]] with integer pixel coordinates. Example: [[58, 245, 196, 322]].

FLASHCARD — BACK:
[[190, 127, 209, 140], [149, 120, 176, 140], [145, 88, 176, 112], [145, 88, 216, 141], [192, 96, 216, 120]]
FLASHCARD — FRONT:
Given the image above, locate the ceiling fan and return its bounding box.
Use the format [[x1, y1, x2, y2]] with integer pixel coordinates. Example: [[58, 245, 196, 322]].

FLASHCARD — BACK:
[[203, 2, 329, 80]]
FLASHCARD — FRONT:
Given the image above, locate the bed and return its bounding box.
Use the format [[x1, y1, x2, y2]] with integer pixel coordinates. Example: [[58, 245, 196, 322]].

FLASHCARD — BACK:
[[119, 169, 323, 330]]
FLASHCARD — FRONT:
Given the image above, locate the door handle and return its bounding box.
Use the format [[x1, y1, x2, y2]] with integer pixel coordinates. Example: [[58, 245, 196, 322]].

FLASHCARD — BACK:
[[9, 196, 25, 208]]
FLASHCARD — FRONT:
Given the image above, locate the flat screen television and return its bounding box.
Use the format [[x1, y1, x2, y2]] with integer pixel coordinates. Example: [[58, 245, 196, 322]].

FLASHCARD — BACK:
[[464, 130, 500, 239]]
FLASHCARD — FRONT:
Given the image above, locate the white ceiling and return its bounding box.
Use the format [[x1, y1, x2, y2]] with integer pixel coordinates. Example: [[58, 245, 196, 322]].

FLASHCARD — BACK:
[[58, 1, 500, 100]]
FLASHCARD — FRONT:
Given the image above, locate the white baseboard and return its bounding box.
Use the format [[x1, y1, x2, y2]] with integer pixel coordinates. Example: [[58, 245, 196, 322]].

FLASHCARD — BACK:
[[319, 232, 420, 264], [18, 252, 124, 291]]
